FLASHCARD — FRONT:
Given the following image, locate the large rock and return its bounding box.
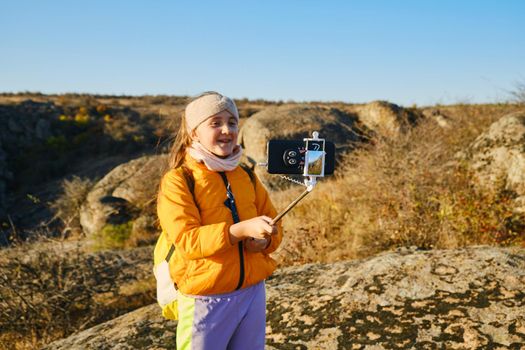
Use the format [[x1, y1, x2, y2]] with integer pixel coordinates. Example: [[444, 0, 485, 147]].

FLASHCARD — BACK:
[[464, 111, 525, 212], [354, 100, 421, 137], [0, 100, 56, 223], [80, 154, 167, 236], [44, 246, 525, 349], [0, 141, 9, 222], [239, 105, 367, 189], [43, 304, 177, 350]]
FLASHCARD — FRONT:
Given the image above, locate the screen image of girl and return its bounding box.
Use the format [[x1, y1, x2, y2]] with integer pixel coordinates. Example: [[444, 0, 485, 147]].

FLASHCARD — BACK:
[[157, 91, 283, 350]]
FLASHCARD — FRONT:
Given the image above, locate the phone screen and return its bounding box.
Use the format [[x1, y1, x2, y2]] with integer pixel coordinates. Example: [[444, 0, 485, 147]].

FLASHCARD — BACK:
[[304, 140, 325, 176]]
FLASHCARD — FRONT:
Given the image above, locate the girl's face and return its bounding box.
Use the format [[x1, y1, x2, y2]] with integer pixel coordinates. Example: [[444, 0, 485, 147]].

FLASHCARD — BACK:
[[192, 110, 239, 157]]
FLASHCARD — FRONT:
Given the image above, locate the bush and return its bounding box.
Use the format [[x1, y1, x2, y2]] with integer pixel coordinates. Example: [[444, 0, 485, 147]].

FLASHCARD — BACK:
[[510, 80, 525, 104], [275, 111, 525, 265], [45, 135, 68, 152], [50, 176, 95, 237], [94, 221, 134, 250]]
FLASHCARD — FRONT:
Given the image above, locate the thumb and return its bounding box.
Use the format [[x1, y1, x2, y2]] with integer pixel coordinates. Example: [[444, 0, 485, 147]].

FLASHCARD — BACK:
[[260, 216, 273, 224]]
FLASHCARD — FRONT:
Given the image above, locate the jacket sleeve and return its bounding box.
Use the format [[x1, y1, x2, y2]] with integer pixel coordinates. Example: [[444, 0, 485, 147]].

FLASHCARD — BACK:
[[252, 174, 283, 255], [157, 170, 233, 260]]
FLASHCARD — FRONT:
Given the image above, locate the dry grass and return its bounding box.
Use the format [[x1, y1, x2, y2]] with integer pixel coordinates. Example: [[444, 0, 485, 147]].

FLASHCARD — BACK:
[[0, 239, 153, 350], [274, 104, 525, 266], [0, 240, 103, 349]]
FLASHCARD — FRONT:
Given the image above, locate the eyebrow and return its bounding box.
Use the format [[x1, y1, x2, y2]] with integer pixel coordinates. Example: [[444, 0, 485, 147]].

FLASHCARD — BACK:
[[209, 116, 237, 122]]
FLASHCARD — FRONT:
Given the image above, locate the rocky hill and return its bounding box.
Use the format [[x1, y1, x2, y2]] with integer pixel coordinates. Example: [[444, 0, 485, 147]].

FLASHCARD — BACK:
[[1, 94, 524, 349], [44, 246, 525, 349]]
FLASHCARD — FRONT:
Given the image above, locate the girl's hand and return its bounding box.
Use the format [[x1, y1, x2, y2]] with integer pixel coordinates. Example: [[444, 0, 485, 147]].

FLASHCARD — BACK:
[[229, 216, 277, 244], [245, 237, 270, 253]]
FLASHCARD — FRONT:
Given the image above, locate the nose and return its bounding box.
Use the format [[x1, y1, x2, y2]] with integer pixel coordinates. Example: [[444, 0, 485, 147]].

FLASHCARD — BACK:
[[221, 123, 234, 134]]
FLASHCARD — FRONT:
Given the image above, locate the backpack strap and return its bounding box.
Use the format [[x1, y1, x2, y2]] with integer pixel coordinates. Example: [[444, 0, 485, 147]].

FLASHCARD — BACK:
[[239, 162, 256, 189], [179, 164, 195, 195], [165, 244, 175, 262], [165, 165, 195, 263]]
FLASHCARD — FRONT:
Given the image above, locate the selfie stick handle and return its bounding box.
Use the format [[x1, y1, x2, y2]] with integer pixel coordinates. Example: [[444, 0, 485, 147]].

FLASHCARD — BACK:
[[271, 177, 317, 224]]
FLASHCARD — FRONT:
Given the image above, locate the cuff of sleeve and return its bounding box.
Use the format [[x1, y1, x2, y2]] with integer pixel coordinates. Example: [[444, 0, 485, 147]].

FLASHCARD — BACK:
[[262, 237, 274, 255], [224, 223, 235, 246]]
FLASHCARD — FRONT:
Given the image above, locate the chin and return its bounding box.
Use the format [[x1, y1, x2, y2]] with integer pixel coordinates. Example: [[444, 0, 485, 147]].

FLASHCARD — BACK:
[[213, 145, 235, 158], [213, 150, 232, 158]]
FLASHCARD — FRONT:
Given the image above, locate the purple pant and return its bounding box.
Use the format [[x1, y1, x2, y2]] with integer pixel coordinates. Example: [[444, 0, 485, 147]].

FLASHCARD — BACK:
[[176, 281, 266, 350]]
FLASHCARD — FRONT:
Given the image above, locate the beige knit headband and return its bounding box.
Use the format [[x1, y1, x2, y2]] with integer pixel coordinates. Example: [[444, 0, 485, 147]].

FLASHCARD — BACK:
[[185, 93, 239, 132]]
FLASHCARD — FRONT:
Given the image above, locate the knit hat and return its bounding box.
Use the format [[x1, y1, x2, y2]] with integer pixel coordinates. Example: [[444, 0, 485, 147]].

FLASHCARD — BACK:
[[185, 93, 239, 132]]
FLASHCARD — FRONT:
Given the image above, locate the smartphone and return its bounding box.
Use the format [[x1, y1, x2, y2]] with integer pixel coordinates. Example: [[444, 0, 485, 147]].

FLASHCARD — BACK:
[[266, 139, 335, 175]]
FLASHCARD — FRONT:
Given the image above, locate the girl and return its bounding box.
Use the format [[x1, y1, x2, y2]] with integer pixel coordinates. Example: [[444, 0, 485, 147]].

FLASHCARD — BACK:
[[157, 92, 282, 350]]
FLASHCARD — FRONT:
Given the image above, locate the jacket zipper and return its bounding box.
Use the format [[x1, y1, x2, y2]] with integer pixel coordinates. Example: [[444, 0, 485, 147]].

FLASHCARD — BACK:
[[235, 241, 245, 290], [219, 171, 245, 291]]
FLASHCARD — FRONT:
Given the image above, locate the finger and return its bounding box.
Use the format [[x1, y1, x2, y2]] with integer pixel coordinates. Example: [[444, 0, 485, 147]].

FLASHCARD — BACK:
[[260, 216, 273, 224], [253, 231, 268, 240], [263, 223, 274, 234]]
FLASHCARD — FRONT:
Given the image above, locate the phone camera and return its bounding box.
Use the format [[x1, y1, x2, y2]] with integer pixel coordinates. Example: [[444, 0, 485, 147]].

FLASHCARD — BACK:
[[283, 149, 301, 167]]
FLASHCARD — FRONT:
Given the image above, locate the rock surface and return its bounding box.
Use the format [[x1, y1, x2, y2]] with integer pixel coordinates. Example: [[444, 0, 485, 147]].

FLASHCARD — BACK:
[[0, 100, 57, 222], [354, 100, 421, 137], [44, 246, 525, 349], [465, 111, 525, 212], [80, 154, 167, 236]]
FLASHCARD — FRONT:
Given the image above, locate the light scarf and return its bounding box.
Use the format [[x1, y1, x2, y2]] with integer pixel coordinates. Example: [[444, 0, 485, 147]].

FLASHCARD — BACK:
[[187, 141, 243, 172]]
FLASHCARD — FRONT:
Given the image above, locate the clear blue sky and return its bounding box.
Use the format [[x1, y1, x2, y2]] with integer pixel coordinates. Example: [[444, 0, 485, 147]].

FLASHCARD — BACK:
[[1, 0, 524, 106]]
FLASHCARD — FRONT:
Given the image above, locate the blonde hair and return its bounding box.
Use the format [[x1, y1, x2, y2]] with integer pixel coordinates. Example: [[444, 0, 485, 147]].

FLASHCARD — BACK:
[[168, 114, 193, 169], [167, 91, 222, 169]]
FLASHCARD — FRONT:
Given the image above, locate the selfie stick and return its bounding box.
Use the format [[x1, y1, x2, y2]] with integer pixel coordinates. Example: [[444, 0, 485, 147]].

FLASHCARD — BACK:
[[271, 180, 315, 224], [270, 131, 322, 225]]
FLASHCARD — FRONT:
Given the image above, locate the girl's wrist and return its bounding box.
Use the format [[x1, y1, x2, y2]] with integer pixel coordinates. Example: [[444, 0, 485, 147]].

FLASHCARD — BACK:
[[228, 223, 243, 244]]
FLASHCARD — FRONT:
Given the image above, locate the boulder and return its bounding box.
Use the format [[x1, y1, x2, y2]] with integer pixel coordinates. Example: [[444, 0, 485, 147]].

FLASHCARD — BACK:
[[0, 141, 10, 221], [0, 101, 56, 222], [464, 111, 525, 212], [43, 304, 177, 350], [239, 104, 367, 189], [355, 100, 421, 137], [80, 154, 168, 236], [44, 246, 525, 349]]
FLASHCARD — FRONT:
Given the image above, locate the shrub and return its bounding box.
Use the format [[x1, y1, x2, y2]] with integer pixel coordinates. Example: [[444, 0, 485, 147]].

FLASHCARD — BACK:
[[50, 176, 95, 237], [275, 111, 525, 265], [510, 80, 525, 104], [96, 104, 107, 114], [74, 112, 90, 124], [94, 221, 134, 250], [45, 135, 68, 152], [128, 214, 159, 247]]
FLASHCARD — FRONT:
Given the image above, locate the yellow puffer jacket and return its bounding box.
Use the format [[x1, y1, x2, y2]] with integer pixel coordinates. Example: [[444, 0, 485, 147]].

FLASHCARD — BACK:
[[157, 154, 283, 296]]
